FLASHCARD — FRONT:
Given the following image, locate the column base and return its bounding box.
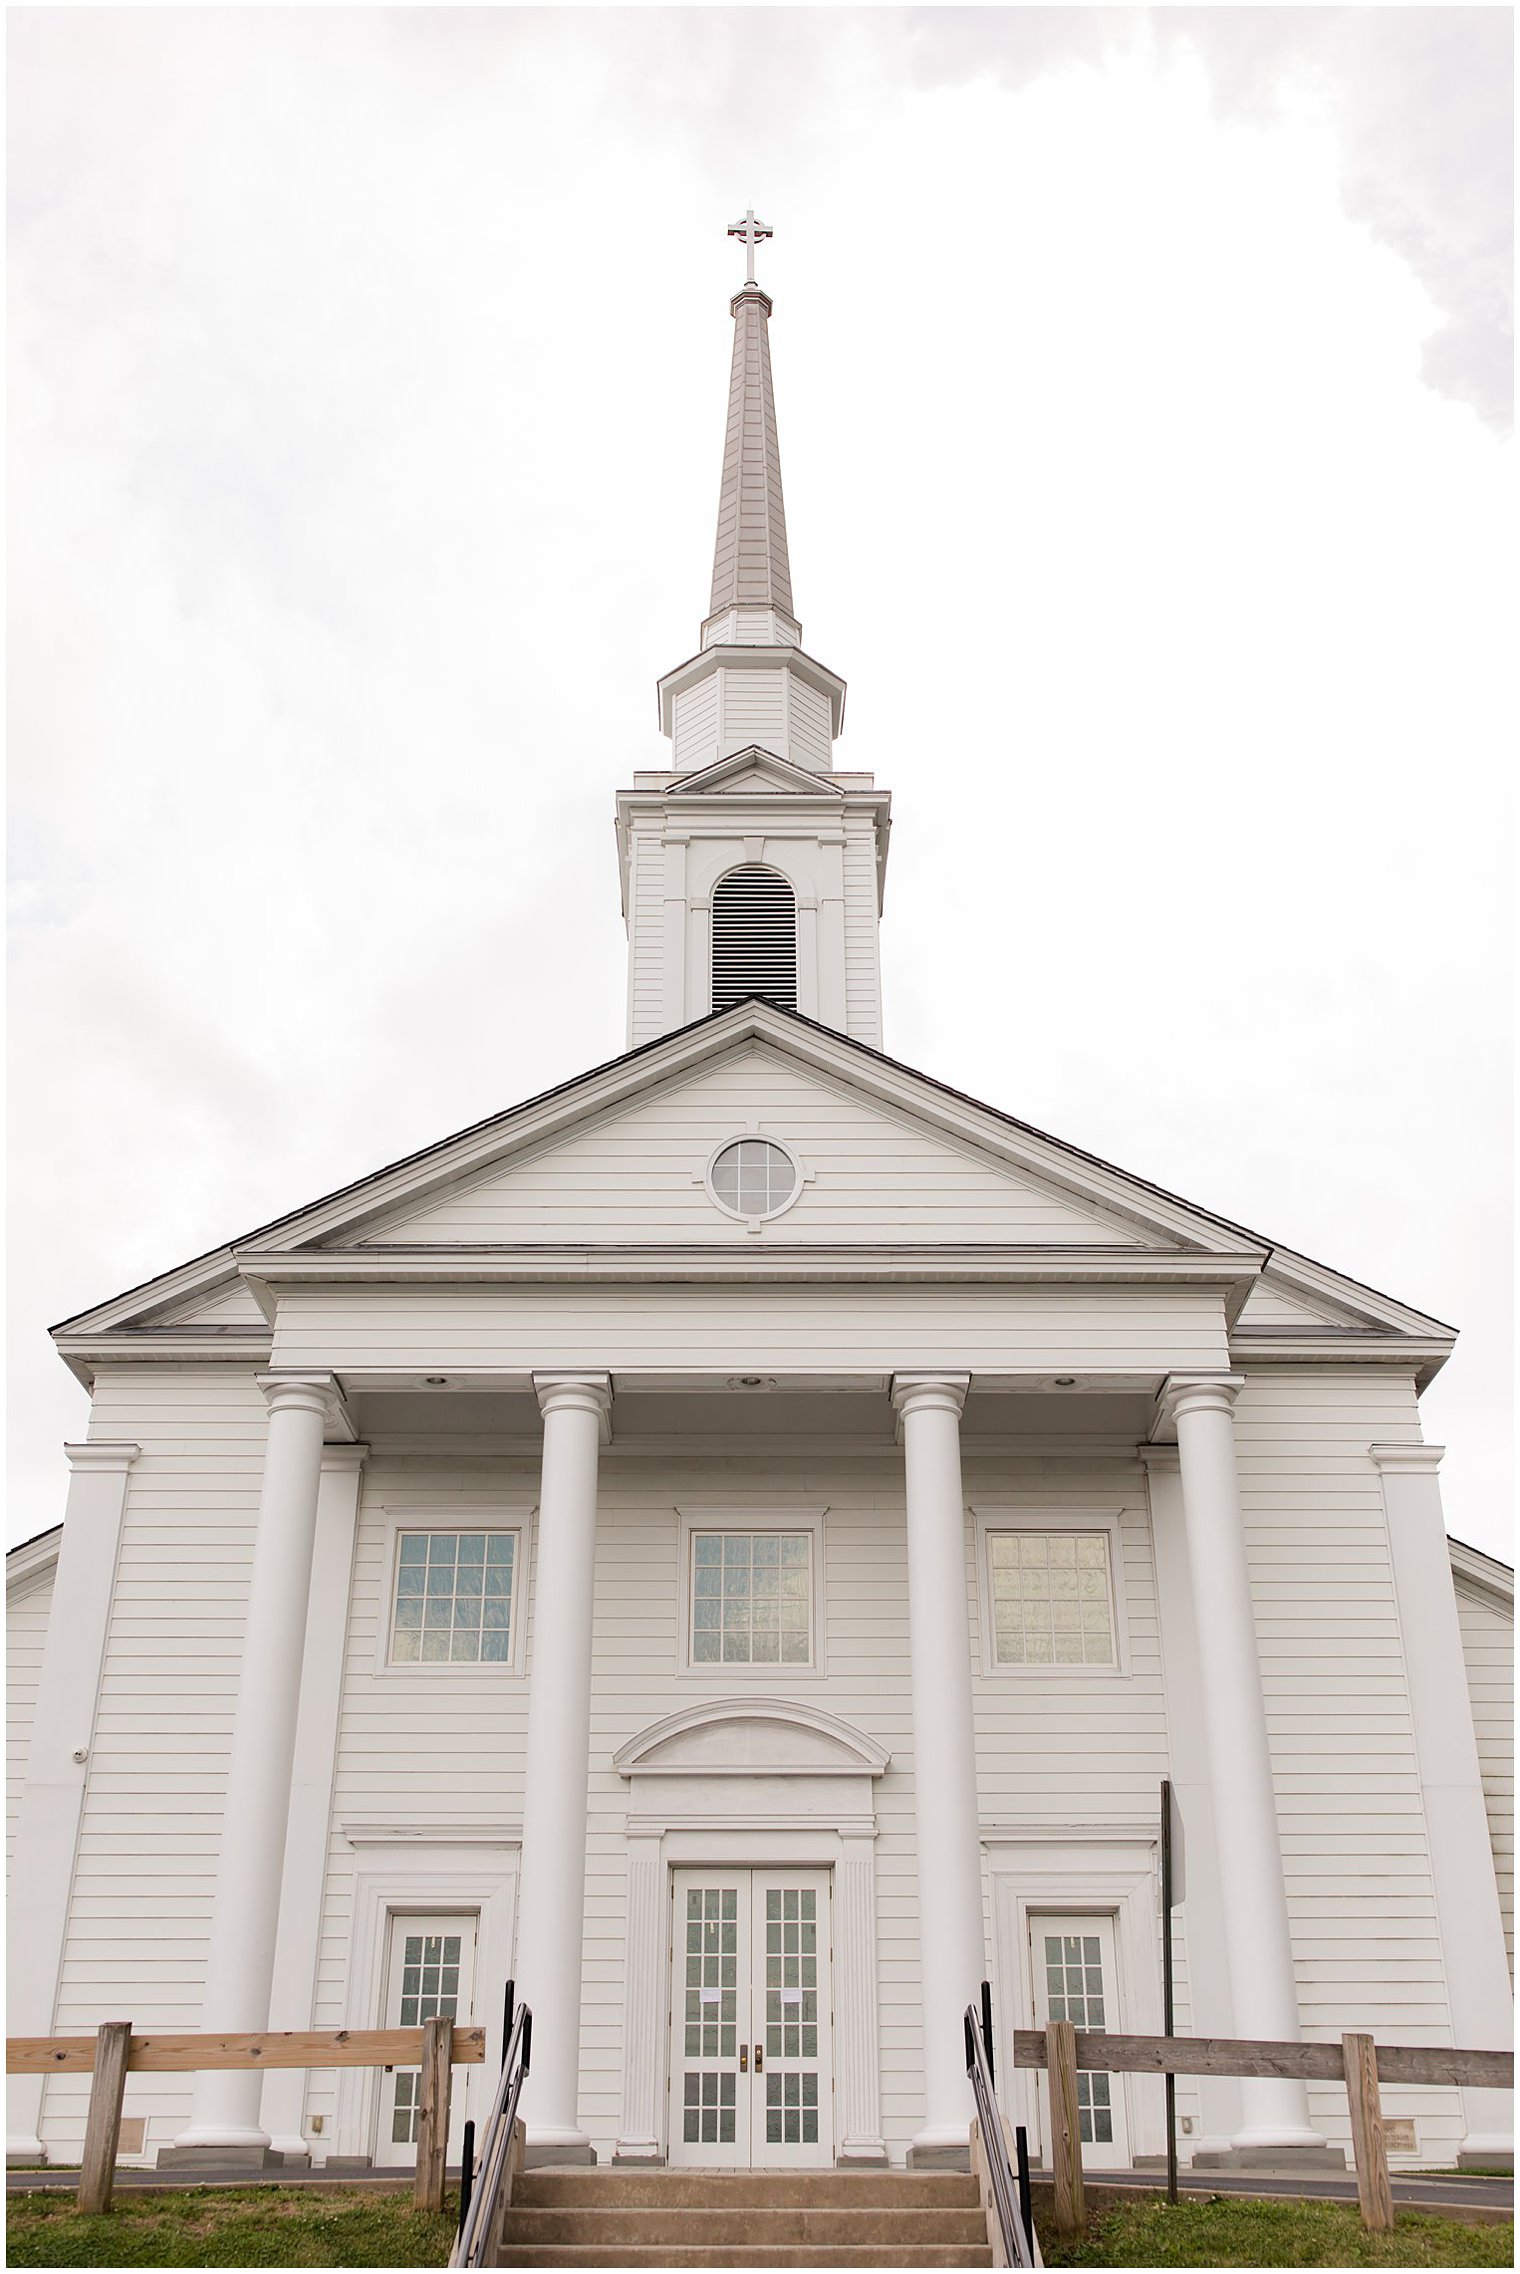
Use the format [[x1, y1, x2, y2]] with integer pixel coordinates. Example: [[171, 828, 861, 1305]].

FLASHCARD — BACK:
[[524, 2141, 598, 2168], [837, 2145, 891, 2168], [908, 2143, 972, 2171], [611, 2149, 665, 2166], [1190, 2144, 1347, 2173], [1458, 2144, 1513, 2172], [156, 2145, 307, 2172]]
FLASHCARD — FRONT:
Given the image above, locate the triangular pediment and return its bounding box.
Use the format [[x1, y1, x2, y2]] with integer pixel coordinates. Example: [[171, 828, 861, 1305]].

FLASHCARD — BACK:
[[345, 1038, 1172, 1251], [672, 746, 843, 797], [51, 1004, 1455, 1357]]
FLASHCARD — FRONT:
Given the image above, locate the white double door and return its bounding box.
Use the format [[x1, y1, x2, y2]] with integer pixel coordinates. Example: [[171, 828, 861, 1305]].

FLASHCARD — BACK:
[[669, 1868, 833, 2167]]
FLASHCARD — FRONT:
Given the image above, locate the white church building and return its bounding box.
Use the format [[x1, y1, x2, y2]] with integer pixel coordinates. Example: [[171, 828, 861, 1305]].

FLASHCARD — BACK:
[[7, 223, 1514, 2182]]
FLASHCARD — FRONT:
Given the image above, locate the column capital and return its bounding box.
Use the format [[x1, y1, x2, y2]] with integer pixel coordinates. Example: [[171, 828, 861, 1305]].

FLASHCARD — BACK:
[[890, 1373, 970, 1420], [535, 1373, 614, 1442], [256, 1372, 348, 1430], [1368, 1442, 1445, 1474], [1158, 1372, 1245, 1429], [63, 1441, 141, 1473]]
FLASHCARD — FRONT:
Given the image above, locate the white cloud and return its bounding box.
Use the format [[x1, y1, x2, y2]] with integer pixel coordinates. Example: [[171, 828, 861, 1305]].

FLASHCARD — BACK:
[[8, 9, 1512, 1560]]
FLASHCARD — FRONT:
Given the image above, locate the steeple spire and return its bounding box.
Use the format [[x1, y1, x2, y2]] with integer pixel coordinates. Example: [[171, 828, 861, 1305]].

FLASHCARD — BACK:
[[654, 214, 847, 778], [710, 215, 794, 627]]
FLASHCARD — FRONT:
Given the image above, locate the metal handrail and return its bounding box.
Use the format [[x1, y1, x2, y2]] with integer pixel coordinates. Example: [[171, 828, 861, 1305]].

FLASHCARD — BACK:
[[451, 1993, 532, 2268], [964, 2000, 1036, 2268]]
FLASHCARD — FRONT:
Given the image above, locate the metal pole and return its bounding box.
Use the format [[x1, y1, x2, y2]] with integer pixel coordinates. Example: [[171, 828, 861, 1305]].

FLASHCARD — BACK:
[[980, 1978, 996, 2089], [1161, 1778, 1177, 2204], [502, 1978, 515, 2070], [458, 2116, 476, 2232], [1014, 2123, 1034, 2260]]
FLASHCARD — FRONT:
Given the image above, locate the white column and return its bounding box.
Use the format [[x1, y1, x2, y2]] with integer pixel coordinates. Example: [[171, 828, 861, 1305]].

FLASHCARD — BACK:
[[1164, 1375, 1324, 2152], [515, 1373, 611, 2161], [1373, 1444, 1513, 2158], [175, 1374, 339, 2151], [1140, 1447, 1244, 2154], [261, 1444, 368, 2159], [7, 1442, 139, 2162], [892, 1374, 983, 2160]]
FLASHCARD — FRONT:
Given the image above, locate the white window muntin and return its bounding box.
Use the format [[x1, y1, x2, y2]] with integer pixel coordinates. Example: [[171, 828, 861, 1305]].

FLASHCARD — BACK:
[[676, 1507, 828, 1680], [375, 1510, 532, 1679], [700, 1130, 810, 1231], [971, 1510, 1130, 1678]]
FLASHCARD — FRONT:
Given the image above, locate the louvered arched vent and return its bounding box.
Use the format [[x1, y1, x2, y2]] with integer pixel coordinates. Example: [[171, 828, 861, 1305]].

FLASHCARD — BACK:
[[710, 865, 798, 1012]]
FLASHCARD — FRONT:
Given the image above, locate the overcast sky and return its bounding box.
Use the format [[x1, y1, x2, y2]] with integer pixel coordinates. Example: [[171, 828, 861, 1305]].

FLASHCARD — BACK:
[[8, 6, 1513, 1558]]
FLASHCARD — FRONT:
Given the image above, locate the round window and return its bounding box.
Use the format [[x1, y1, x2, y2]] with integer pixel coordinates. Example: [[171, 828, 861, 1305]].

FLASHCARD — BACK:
[[709, 1137, 799, 1220]]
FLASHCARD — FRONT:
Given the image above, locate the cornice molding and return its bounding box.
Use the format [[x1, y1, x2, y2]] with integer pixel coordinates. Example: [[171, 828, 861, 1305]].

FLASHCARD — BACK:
[[63, 1441, 142, 1473], [6, 1525, 63, 1592], [236, 1245, 1265, 1291], [1368, 1442, 1446, 1473], [1448, 1535, 1514, 1612]]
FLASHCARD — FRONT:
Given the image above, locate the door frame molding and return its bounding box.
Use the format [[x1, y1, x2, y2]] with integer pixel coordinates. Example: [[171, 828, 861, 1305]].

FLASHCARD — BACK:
[[615, 1699, 889, 2167], [987, 1833, 1166, 2164], [332, 1837, 518, 2163]]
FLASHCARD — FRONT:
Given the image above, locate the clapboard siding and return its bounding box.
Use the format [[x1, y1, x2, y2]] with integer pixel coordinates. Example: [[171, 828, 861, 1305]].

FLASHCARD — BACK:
[[360, 1048, 1148, 1247], [273, 1282, 1227, 1375], [7, 1564, 54, 1874], [43, 1367, 268, 2152], [842, 820, 884, 1047], [19, 1355, 1492, 2166], [1233, 1368, 1461, 2159], [1456, 1581, 1514, 1972]]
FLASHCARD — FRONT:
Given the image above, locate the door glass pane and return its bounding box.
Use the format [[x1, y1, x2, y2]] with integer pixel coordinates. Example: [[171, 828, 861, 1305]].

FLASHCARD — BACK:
[[683, 2070, 737, 2144], [389, 1926, 468, 2148], [765, 2071, 819, 2145], [1043, 1931, 1114, 2144], [684, 1887, 738, 2060], [765, 1887, 819, 2061]]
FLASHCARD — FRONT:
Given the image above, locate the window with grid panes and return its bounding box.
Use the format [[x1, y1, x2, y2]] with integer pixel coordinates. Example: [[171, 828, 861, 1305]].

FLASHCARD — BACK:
[[390, 1530, 515, 1663], [988, 1532, 1116, 1666], [691, 1531, 811, 1665]]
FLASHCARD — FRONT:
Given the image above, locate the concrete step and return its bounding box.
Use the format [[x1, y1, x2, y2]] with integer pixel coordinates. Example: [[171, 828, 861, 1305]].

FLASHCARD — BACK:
[[497, 2250, 993, 2268], [514, 2172, 980, 2210], [506, 2208, 989, 2247]]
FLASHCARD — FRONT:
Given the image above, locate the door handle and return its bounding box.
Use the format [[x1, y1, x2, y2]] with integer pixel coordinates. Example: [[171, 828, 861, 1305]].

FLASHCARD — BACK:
[[739, 2045, 748, 2072], [754, 2044, 763, 2072]]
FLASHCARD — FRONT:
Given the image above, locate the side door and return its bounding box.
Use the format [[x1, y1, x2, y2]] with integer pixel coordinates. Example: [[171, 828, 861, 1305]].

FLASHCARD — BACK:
[[1029, 1912, 1131, 2170], [374, 1912, 478, 2168]]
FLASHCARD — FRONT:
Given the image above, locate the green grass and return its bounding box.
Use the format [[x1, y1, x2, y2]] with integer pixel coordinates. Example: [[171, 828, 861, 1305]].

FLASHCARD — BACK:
[[3, 2184, 457, 2267], [1040, 2191, 1513, 2267]]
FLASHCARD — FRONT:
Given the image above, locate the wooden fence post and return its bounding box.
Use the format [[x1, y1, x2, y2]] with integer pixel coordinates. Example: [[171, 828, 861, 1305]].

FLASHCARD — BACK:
[[1046, 2018, 1085, 2242], [413, 2014, 453, 2213], [78, 2023, 133, 2215], [1341, 2032, 1394, 2233]]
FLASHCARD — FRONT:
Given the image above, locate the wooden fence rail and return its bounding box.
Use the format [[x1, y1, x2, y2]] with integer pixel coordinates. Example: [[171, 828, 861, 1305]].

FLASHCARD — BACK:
[[1010, 2028, 1513, 2245], [7, 2026, 487, 2217], [1007, 2030, 1513, 2091]]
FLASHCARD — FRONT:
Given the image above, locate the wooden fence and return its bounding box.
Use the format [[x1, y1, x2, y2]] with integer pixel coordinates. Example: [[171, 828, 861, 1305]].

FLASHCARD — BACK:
[[1014, 2025, 1513, 2242], [7, 2025, 487, 2217]]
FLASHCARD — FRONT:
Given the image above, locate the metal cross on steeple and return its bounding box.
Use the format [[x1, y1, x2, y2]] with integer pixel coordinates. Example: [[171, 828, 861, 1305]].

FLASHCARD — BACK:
[[727, 208, 773, 288]]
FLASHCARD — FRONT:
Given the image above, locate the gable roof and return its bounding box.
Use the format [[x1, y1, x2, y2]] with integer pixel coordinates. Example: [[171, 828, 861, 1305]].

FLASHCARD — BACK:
[[670, 746, 845, 798], [50, 1000, 1456, 1377]]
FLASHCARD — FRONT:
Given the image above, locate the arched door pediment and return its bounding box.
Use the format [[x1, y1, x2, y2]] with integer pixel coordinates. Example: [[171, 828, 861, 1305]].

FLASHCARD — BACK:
[[614, 1697, 889, 1780]]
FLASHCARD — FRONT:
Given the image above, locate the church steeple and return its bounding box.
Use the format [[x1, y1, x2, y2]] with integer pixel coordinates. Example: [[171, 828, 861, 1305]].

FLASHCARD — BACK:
[[708, 259, 795, 634], [621, 221, 888, 1049], [657, 218, 846, 775]]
